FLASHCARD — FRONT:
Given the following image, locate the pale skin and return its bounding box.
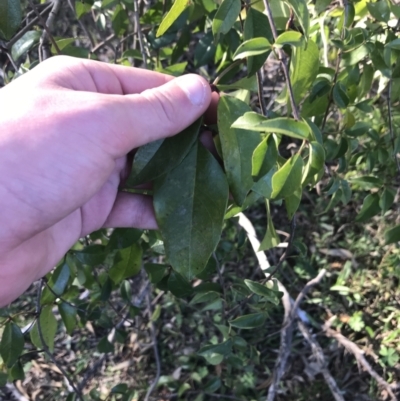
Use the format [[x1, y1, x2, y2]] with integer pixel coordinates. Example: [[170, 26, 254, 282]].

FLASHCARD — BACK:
[[0, 56, 213, 307]]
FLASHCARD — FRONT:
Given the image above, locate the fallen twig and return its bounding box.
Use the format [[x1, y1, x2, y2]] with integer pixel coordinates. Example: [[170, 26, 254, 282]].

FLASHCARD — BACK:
[[323, 323, 397, 401]]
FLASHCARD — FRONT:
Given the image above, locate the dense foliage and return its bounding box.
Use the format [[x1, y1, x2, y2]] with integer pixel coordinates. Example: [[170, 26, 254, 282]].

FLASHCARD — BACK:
[[1, 0, 400, 400]]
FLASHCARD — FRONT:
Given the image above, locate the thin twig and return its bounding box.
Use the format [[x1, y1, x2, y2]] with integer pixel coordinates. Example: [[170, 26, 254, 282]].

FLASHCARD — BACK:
[[36, 279, 84, 400], [133, 0, 148, 69], [257, 69, 268, 115], [27, 0, 61, 61], [262, 216, 296, 283], [297, 321, 345, 401], [91, 33, 116, 54], [214, 252, 227, 320], [67, 0, 95, 50], [324, 323, 397, 401], [144, 293, 161, 401], [262, 0, 300, 120], [213, 60, 243, 85], [387, 77, 400, 175]]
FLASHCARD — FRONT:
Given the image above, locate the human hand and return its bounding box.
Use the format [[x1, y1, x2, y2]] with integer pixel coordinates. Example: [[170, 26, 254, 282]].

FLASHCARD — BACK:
[[0, 56, 213, 306]]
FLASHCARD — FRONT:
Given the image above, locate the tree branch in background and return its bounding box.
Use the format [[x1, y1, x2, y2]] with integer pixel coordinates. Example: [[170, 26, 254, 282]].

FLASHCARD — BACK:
[[257, 69, 268, 116], [27, 0, 61, 61], [35, 280, 83, 400], [237, 213, 342, 401], [67, 0, 96, 50], [144, 293, 161, 401], [133, 0, 148, 69], [387, 78, 400, 176], [297, 321, 345, 401], [323, 323, 397, 401], [262, 0, 300, 120]]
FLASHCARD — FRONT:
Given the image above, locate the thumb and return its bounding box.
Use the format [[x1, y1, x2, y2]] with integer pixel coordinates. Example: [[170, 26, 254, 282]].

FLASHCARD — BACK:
[[106, 74, 211, 156]]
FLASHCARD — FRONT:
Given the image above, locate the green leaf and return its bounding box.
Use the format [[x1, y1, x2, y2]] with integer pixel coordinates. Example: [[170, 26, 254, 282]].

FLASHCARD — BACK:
[[289, 39, 319, 105], [127, 118, 202, 187], [194, 31, 216, 67], [379, 188, 395, 213], [333, 82, 349, 109], [75, 1, 92, 19], [271, 154, 304, 199], [58, 302, 77, 335], [232, 113, 311, 140], [30, 305, 57, 352], [157, 0, 190, 37], [41, 262, 70, 304], [73, 245, 108, 266], [275, 31, 303, 47], [302, 141, 325, 185], [349, 175, 383, 189], [109, 243, 142, 284], [167, 271, 193, 297], [107, 228, 142, 251], [190, 291, 220, 305], [11, 30, 41, 60], [233, 37, 271, 60], [244, 279, 280, 304], [144, 263, 168, 284], [218, 97, 262, 206], [252, 134, 278, 179], [198, 339, 232, 359], [212, 0, 241, 42], [10, 360, 24, 381], [384, 224, 400, 245], [111, 384, 129, 394], [285, 186, 302, 220], [252, 167, 275, 199], [259, 200, 280, 250], [154, 142, 228, 280], [0, 0, 21, 40], [367, 0, 390, 22], [0, 371, 7, 386], [355, 193, 381, 222], [229, 312, 268, 329], [243, 7, 273, 76], [112, 4, 129, 36], [97, 336, 114, 353], [283, 0, 309, 39], [0, 322, 24, 368], [217, 76, 258, 92]]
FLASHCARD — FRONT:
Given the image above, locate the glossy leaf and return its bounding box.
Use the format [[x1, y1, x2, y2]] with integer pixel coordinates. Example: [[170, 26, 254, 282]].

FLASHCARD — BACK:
[[112, 4, 129, 36], [244, 279, 280, 304], [11, 30, 41, 60], [194, 31, 216, 67], [232, 113, 311, 140], [333, 82, 349, 109], [233, 37, 271, 60], [30, 305, 57, 352], [275, 31, 303, 47], [198, 339, 232, 359], [218, 97, 261, 206], [73, 245, 108, 266], [229, 312, 268, 329], [259, 200, 280, 250], [0, 322, 24, 368], [252, 134, 278, 179], [157, 0, 190, 37], [285, 187, 302, 220], [0, 0, 21, 40], [212, 0, 241, 42], [355, 193, 381, 222], [243, 7, 273, 76], [41, 262, 70, 304], [289, 39, 319, 104], [144, 263, 168, 284], [252, 168, 275, 199], [379, 188, 395, 213], [109, 243, 142, 284], [58, 302, 77, 335], [271, 154, 304, 199], [127, 119, 202, 186], [107, 228, 142, 251], [154, 142, 229, 280], [385, 225, 400, 245], [168, 271, 193, 297], [283, 0, 309, 39]]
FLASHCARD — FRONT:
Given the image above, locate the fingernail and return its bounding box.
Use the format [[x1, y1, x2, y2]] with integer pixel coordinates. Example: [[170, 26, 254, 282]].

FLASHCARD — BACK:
[[175, 74, 208, 107]]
